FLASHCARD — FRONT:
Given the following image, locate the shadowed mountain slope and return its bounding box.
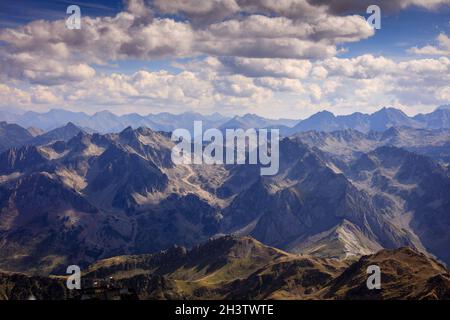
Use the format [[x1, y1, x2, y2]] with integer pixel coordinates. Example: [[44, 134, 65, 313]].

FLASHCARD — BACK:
[[0, 122, 33, 152], [0, 237, 447, 300]]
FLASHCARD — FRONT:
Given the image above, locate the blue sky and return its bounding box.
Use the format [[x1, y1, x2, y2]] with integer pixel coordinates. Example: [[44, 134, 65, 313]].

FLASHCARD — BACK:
[[344, 6, 450, 58], [0, 0, 121, 27], [0, 0, 450, 118]]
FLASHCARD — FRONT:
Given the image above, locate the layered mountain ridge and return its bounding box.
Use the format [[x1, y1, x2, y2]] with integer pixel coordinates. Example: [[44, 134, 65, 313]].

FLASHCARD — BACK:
[[0, 122, 449, 275], [2, 106, 450, 135]]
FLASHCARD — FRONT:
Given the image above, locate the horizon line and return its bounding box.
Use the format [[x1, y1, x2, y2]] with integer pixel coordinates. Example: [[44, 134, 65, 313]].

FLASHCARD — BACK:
[[2, 104, 449, 122]]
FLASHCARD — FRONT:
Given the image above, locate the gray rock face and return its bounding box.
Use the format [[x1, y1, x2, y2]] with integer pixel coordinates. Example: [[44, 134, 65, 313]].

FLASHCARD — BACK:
[[346, 146, 450, 266], [0, 145, 49, 175]]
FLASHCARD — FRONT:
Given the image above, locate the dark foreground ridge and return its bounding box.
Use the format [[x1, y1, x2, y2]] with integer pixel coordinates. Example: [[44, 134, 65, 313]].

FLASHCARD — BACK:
[[1, 236, 448, 300]]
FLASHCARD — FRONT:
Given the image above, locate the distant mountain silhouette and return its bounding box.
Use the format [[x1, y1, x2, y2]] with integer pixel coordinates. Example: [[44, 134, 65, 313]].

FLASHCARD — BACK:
[[219, 113, 297, 130], [284, 107, 423, 135], [2, 106, 450, 134], [2, 109, 232, 133]]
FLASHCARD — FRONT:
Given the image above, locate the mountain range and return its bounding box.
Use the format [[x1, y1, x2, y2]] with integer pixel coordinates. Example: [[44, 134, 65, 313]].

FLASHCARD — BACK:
[[0, 106, 450, 299], [0, 108, 235, 133], [291, 126, 450, 164], [0, 122, 449, 276], [2, 106, 450, 135]]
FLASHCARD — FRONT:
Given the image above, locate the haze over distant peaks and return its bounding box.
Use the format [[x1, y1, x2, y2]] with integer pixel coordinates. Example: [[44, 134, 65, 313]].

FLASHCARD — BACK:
[[2, 106, 450, 135]]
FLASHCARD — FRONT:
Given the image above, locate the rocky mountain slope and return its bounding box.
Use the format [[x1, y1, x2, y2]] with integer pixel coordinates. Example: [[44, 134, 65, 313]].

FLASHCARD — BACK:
[[346, 146, 450, 265], [324, 246, 450, 300], [0, 123, 449, 275], [29, 122, 83, 146], [0, 236, 448, 300], [292, 126, 450, 164], [0, 122, 33, 152]]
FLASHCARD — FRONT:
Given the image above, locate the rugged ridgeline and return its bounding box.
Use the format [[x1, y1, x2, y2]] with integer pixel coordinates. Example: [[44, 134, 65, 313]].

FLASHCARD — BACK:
[[2, 106, 450, 135], [0, 109, 235, 133], [291, 126, 450, 164], [0, 236, 448, 300], [280, 106, 450, 135], [0, 122, 85, 153], [0, 123, 450, 274]]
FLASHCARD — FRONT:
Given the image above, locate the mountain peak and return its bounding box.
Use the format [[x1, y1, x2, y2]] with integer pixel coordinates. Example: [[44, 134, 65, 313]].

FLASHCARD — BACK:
[[241, 113, 262, 120], [315, 110, 335, 117], [121, 126, 134, 133], [118, 126, 137, 141], [325, 246, 449, 300], [28, 122, 83, 146], [93, 110, 115, 116], [65, 122, 79, 129], [374, 107, 406, 116]]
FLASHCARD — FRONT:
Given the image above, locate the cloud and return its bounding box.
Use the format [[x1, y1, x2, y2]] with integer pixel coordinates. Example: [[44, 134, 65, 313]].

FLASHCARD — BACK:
[[154, 0, 450, 20], [436, 86, 450, 100], [310, 55, 450, 111], [219, 57, 313, 78], [41, 68, 275, 114], [124, 0, 153, 25], [309, 0, 450, 14], [0, 52, 96, 85], [30, 86, 59, 104], [152, 0, 325, 24], [152, 0, 240, 26], [0, 8, 195, 84], [0, 0, 449, 118], [0, 84, 31, 106], [409, 33, 450, 56], [8, 54, 447, 116], [254, 77, 304, 93], [196, 14, 373, 59], [214, 74, 272, 98], [0, 0, 376, 85], [65, 70, 213, 108], [319, 55, 396, 78], [117, 19, 195, 59]]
